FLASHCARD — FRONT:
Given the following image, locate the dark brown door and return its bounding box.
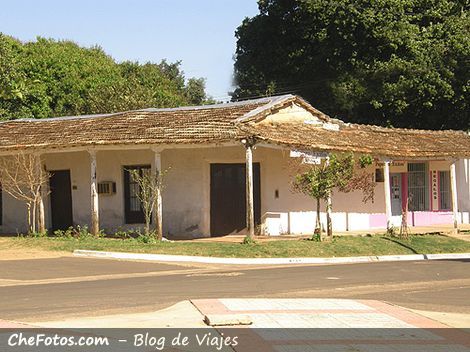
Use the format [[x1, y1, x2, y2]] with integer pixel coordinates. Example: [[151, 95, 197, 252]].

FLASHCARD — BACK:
[[210, 163, 261, 236], [124, 165, 150, 224], [49, 170, 73, 230]]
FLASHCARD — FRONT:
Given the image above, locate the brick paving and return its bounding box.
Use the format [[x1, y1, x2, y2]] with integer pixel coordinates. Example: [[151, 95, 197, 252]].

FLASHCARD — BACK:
[[192, 299, 470, 351]]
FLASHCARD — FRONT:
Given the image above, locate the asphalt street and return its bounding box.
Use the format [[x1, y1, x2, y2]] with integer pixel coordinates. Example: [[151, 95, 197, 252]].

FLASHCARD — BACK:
[[0, 257, 469, 321]]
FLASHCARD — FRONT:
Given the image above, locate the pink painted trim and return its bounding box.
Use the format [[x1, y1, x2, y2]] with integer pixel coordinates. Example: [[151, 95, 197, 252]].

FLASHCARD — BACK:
[[429, 171, 433, 211], [408, 211, 453, 226], [369, 213, 387, 228]]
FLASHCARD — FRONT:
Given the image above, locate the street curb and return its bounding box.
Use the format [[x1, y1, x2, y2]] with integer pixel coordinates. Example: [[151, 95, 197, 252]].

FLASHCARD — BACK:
[[73, 250, 470, 265]]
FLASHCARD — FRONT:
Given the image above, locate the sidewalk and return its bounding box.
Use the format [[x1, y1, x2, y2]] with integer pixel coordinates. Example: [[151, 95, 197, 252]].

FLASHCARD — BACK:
[[27, 298, 469, 329], [4, 299, 470, 351], [0, 319, 34, 328], [34, 301, 206, 328], [192, 298, 470, 351], [192, 298, 448, 328], [179, 224, 470, 242]]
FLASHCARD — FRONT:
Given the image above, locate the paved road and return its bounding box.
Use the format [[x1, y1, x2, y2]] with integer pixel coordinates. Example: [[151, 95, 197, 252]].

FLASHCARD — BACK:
[[0, 257, 469, 321]]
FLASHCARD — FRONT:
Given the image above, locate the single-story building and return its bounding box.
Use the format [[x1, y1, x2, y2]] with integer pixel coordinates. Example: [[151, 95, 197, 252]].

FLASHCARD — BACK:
[[0, 94, 469, 237]]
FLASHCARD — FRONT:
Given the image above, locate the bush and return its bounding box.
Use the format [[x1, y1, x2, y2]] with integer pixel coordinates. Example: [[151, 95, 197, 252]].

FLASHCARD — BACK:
[[136, 231, 158, 244], [309, 233, 322, 242], [52, 225, 102, 239], [242, 235, 257, 245]]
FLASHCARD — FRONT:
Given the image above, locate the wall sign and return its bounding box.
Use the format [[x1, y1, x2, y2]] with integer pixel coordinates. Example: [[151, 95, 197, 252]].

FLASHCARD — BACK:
[[431, 170, 438, 210], [290, 150, 327, 164]]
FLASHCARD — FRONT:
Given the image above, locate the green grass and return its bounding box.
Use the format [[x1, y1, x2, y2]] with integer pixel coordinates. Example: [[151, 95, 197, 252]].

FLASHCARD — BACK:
[[2, 233, 470, 258]]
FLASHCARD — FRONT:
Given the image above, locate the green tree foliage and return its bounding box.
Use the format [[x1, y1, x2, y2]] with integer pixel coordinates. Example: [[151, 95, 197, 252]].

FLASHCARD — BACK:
[[292, 153, 374, 238], [232, 0, 470, 130], [0, 34, 212, 119]]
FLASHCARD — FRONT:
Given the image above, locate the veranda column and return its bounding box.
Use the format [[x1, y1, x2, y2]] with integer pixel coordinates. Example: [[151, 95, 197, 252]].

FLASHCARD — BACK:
[[89, 150, 100, 235], [244, 139, 255, 238], [450, 160, 459, 232], [151, 147, 163, 239], [35, 154, 46, 234], [383, 160, 392, 229], [325, 156, 333, 238]]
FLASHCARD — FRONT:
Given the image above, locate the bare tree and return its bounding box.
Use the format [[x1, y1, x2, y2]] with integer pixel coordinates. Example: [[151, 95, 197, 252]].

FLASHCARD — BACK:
[[127, 168, 166, 240], [0, 152, 50, 234]]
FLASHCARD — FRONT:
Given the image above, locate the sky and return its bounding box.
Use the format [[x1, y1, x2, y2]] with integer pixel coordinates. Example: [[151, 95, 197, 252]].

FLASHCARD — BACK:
[[0, 0, 260, 102]]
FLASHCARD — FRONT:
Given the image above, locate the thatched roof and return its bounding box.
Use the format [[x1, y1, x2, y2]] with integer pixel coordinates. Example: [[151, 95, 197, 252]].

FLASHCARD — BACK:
[[0, 94, 469, 159]]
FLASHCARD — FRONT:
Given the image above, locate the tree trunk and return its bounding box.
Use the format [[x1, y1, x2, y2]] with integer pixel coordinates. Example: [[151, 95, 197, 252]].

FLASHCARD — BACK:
[[31, 200, 36, 234], [145, 218, 150, 236], [326, 191, 333, 238], [315, 198, 321, 234], [37, 190, 46, 234], [27, 203, 32, 234]]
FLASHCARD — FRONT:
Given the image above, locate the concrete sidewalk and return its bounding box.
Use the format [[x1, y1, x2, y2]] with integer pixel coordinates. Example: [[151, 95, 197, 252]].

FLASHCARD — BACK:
[[34, 301, 206, 328], [192, 298, 448, 328], [28, 298, 469, 329], [0, 319, 34, 328], [179, 224, 470, 242], [192, 298, 470, 351], [4, 298, 470, 351]]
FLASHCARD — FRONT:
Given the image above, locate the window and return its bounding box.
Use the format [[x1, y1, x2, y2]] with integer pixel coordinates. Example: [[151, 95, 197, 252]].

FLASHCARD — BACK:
[[375, 168, 384, 182], [123, 165, 150, 224], [407, 162, 429, 211], [439, 171, 451, 210]]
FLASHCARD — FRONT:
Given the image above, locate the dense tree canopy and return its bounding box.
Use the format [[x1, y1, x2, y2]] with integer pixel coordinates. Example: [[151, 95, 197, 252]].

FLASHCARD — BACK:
[[232, 0, 469, 130], [0, 34, 211, 119]]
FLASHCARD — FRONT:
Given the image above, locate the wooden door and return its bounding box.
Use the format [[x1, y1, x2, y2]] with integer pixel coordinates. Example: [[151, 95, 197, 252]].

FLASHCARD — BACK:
[[123, 165, 150, 224], [210, 163, 260, 236], [49, 170, 73, 230]]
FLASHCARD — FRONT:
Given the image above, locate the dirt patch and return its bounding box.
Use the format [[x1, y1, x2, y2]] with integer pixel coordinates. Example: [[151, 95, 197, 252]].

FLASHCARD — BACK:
[[0, 238, 70, 260]]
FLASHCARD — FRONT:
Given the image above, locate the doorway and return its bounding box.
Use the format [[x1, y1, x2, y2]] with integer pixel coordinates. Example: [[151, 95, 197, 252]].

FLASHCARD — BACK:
[[210, 163, 261, 236], [390, 173, 402, 216], [49, 170, 73, 230]]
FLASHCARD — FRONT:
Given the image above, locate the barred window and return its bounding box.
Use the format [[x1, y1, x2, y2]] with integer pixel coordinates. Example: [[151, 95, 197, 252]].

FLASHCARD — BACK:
[[439, 171, 451, 210], [407, 162, 429, 211]]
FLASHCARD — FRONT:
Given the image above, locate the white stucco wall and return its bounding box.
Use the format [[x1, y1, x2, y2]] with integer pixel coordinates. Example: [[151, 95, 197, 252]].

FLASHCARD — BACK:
[[1, 148, 469, 236]]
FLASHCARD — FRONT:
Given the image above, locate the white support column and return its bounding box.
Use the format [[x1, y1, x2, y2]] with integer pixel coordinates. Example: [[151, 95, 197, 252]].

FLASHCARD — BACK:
[[152, 147, 163, 239], [89, 150, 99, 235], [450, 161, 459, 231], [244, 141, 255, 238], [383, 160, 392, 229], [35, 154, 46, 234], [325, 156, 333, 238]]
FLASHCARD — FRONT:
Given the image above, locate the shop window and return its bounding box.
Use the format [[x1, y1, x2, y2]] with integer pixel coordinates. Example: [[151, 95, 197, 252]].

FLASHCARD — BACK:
[[407, 162, 429, 211]]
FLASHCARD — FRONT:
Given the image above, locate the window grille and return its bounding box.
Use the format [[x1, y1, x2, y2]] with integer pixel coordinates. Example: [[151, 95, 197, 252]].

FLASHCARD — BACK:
[[439, 171, 451, 210], [97, 181, 116, 195], [407, 162, 429, 211]]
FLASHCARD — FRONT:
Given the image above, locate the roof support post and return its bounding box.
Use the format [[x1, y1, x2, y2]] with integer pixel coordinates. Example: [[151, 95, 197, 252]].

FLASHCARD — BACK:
[[325, 156, 333, 238], [243, 139, 255, 238], [151, 147, 163, 240], [89, 150, 99, 235], [35, 154, 46, 234], [450, 160, 459, 233], [383, 160, 392, 230]]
